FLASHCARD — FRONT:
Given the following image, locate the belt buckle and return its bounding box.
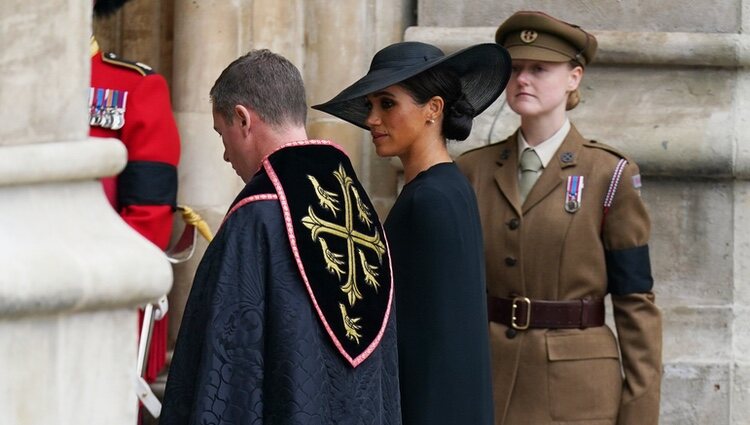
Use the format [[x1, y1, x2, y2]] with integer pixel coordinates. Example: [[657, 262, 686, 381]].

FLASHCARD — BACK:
[[511, 296, 531, 330]]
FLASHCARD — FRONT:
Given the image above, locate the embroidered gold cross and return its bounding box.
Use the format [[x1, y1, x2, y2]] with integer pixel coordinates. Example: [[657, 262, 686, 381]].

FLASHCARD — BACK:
[[302, 164, 386, 312]]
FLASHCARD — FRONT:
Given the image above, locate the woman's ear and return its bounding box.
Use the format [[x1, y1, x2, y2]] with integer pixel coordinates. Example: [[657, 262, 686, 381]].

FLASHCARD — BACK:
[[426, 96, 445, 122], [567, 66, 584, 92]]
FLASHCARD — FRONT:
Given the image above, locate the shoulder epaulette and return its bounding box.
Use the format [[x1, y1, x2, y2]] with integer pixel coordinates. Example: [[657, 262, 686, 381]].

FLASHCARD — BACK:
[[583, 140, 631, 161], [459, 138, 511, 157], [101, 52, 155, 76]]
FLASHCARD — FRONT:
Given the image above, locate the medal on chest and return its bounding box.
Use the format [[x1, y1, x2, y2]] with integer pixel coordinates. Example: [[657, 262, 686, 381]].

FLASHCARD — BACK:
[[89, 87, 128, 130], [564, 175, 584, 213]]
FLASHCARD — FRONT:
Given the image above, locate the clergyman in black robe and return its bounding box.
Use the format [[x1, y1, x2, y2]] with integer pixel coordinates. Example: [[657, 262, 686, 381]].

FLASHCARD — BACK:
[[160, 49, 400, 425]]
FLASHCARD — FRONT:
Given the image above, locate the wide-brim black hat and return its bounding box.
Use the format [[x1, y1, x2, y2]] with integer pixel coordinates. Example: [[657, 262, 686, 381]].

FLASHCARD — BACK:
[[312, 41, 511, 130]]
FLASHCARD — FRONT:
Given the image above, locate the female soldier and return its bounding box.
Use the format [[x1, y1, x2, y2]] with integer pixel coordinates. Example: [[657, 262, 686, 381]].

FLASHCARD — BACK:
[[314, 41, 511, 425], [457, 11, 663, 425]]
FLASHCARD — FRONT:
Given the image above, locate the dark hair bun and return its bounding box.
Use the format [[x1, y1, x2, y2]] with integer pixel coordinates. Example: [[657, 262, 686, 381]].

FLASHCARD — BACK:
[[443, 98, 475, 141]]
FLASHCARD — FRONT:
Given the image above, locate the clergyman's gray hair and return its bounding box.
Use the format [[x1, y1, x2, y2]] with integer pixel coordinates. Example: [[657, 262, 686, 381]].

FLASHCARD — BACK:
[[210, 49, 307, 128]]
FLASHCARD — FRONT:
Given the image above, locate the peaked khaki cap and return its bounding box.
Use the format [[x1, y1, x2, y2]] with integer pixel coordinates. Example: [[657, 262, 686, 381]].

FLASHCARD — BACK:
[[495, 11, 597, 66]]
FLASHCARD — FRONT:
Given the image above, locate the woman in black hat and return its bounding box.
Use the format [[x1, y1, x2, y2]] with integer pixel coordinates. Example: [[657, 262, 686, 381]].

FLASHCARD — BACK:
[[314, 41, 511, 425]]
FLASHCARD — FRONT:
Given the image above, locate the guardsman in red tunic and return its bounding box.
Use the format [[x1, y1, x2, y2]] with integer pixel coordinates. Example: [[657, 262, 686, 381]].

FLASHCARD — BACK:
[[91, 0, 181, 383]]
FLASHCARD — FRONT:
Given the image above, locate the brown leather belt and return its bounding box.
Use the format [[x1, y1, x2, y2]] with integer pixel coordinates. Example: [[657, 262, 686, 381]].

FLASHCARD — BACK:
[[487, 296, 605, 330]]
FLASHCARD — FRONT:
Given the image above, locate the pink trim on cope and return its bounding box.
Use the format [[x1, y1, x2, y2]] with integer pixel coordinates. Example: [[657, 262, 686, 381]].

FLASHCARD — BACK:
[[262, 140, 393, 368], [245, 139, 348, 176], [220, 193, 279, 230], [265, 139, 347, 158]]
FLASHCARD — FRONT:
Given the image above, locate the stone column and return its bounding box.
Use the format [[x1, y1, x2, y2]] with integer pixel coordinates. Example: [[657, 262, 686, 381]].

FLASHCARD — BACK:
[[117, 0, 171, 79], [250, 0, 305, 65], [168, 0, 252, 345], [365, 0, 415, 215], [93, 0, 175, 85], [731, 3, 750, 421], [0, 0, 172, 424], [305, 0, 414, 215], [304, 0, 372, 173]]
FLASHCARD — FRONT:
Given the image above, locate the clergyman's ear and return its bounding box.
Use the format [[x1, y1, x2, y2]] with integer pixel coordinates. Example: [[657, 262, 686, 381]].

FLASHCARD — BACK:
[[234, 105, 251, 128]]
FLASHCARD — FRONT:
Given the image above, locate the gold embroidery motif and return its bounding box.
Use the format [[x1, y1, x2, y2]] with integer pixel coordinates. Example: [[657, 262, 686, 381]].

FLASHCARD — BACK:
[[339, 303, 363, 344], [302, 164, 386, 320], [358, 249, 380, 291], [307, 175, 340, 216], [351, 187, 373, 228]]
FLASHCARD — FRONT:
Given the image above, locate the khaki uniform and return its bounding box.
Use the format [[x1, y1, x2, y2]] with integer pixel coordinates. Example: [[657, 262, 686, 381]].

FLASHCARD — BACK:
[[456, 125, 662, 425]]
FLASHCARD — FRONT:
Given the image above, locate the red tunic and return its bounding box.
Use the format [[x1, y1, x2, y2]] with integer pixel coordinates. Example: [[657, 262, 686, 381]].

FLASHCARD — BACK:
[[90, 38, 180, 382]]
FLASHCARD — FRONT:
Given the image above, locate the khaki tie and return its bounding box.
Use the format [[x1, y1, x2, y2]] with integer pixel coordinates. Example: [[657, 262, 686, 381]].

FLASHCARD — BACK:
[[519, 148, 543, 203]]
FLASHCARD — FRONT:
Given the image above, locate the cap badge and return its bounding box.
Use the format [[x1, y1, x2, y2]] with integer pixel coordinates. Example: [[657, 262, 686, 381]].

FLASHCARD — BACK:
[[520, 30, 538, 44]]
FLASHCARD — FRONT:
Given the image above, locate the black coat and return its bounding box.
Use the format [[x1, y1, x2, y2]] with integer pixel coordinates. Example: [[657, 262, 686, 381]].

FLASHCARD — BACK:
[[385, 162, 494, 425]]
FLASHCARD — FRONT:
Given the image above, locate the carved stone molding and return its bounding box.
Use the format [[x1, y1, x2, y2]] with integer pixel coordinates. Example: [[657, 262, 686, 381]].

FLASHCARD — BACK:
[[0, 138, 125, 187], [406, 27, 750, 67]]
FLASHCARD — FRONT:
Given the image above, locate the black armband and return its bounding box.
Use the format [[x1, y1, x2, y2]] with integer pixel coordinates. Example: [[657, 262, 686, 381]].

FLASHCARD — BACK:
[[606, 245, 654, 295], [118, 160, 178, 209]]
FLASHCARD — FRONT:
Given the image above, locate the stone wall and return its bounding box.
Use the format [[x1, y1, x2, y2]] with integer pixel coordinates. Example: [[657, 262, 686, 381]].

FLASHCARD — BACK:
[[417, 0, 740, 32], [409, 2, 750, 423], [0, 0, 173, 423]]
